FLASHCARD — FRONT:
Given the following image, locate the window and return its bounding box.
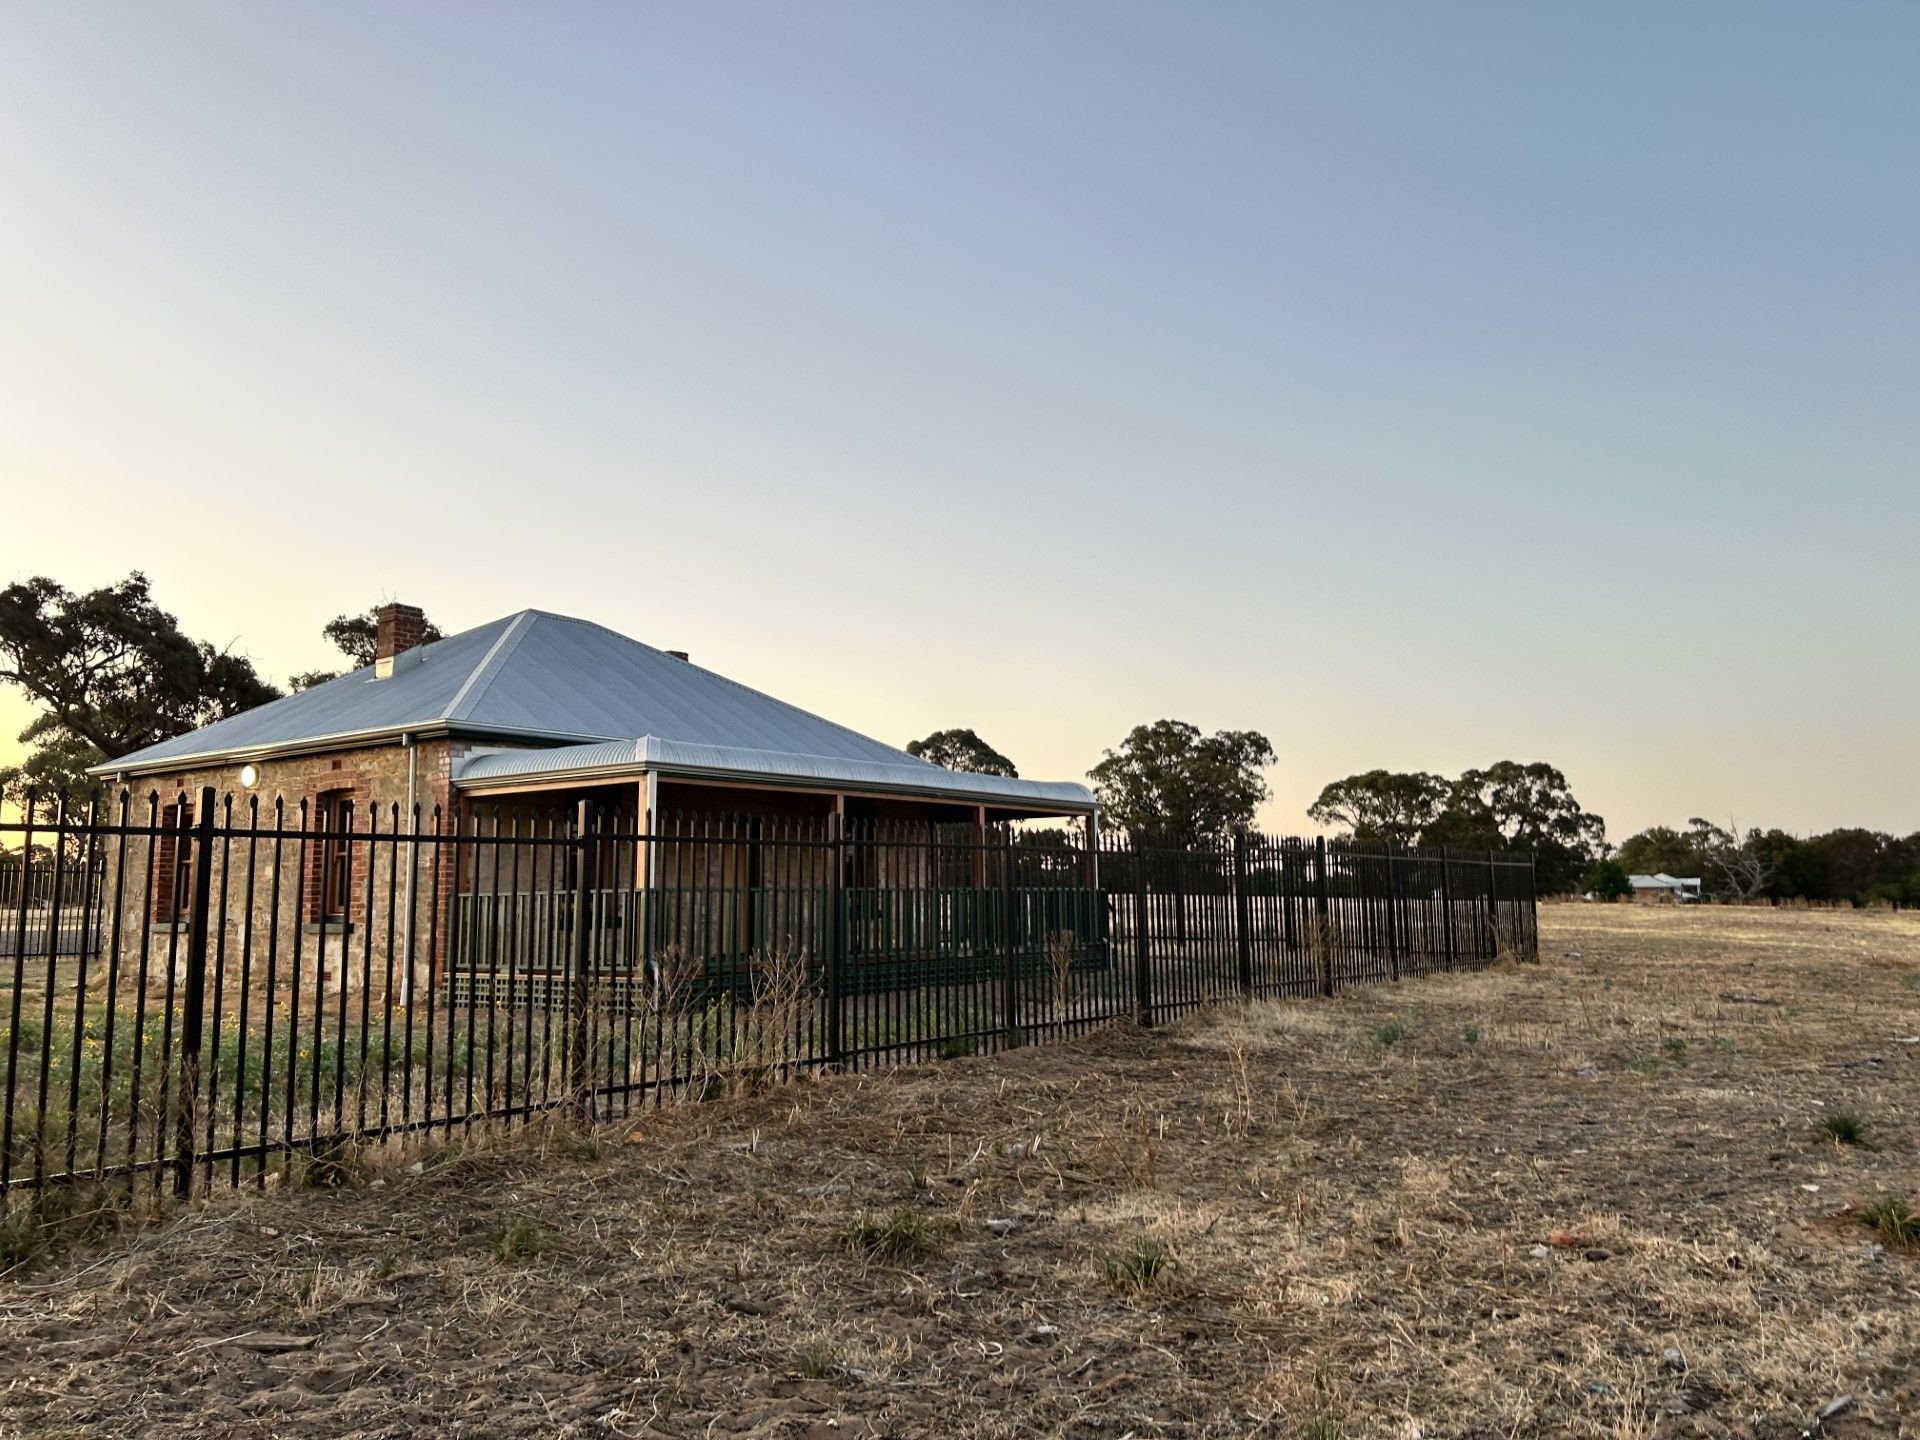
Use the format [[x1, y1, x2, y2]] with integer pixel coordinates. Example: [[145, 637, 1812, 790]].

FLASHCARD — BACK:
[[157, 799, 195, 922], [315, 789, 354, 923]]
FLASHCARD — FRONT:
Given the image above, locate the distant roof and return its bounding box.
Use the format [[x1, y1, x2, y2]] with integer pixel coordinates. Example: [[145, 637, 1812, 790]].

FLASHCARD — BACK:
[[96, 609, 1093, 812], [1628, 873, 1701, 888]]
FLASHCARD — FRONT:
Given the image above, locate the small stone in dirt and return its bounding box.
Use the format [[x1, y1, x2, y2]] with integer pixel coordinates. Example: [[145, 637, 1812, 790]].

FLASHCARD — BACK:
[[1660, 1347, 1685, 1373], [1862, 1242, 1885, 1261], [1818, 1395, 1854, 1421], [1026, 1324, 1060, 1343], [986, 1219, 1017, 1236], [369, 1179, 386, 1189], [1584, 1380, 1615, 1397], [1528, 1245, 1551, 1260], [1583, 1247, 1610, 1262], [405, 1161, 426, 1176], [1576, 1066, 1599, 1079], [230, 1333, 318, 1353], [1801, 1184, 1820, 1193]]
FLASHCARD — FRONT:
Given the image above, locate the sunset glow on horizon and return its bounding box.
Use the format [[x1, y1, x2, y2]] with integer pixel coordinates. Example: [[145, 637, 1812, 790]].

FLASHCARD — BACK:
[[3, 4, 1916, 840]]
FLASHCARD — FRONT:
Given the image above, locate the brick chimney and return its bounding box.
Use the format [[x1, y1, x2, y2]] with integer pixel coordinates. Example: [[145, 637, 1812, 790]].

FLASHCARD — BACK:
[[374, 603, 427, 679]]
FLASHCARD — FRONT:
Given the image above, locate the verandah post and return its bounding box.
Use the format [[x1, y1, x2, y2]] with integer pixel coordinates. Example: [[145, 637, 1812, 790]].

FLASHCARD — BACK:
[[567, 799, 597, 1118], [1232, 831, 1253, 998], [172, 786, 217, 1198]]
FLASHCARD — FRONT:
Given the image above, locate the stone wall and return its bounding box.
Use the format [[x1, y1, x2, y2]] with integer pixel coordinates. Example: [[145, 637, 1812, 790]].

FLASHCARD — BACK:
[[103, 736, 488, 996]]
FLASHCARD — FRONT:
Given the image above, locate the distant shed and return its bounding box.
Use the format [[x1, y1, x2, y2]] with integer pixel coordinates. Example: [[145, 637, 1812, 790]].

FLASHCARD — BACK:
[[1628, 873, 1702, 904]]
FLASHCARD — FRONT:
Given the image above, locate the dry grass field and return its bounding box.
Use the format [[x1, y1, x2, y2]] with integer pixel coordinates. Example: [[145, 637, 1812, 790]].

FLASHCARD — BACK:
[[1, 904, 1916, 1439]]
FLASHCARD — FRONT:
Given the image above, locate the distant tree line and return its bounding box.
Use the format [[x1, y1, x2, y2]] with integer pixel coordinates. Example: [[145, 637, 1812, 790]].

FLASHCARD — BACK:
[[8, 574, 1907, 907], [1615, 820, 1920, 908], [909, 719, 1277, 846]]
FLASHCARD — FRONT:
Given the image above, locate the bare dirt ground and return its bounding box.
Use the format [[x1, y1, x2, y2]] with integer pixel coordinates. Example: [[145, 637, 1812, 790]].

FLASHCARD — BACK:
[[1, 905, 1916, 1439]]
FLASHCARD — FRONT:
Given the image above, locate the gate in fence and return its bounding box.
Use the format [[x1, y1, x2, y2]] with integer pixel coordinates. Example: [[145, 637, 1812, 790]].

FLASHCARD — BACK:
[[1, 791, 1536, 1205]]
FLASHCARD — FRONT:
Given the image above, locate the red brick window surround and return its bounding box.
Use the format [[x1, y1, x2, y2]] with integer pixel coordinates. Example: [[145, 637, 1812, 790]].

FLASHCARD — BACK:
[[150, 798, 195, 924], [307, 788, 358, 925]]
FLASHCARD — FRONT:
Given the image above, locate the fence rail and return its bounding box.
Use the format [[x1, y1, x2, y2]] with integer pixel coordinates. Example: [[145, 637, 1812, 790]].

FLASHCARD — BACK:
[[1, 791, 1536, 1207]]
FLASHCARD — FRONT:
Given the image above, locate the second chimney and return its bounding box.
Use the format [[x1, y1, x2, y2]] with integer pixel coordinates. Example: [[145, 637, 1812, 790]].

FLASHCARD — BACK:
[[375, 603, 427, 678]]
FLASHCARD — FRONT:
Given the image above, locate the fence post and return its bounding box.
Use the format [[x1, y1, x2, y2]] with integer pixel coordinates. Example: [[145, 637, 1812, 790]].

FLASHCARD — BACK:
[[172, 786, 217, 1198], [825, 812, 845, 1066], [1090, 820, 1110, 972], [1000, 828, 1021, 1046], [1282, 839, 1298, 956], [1131, 835, 1152, 1027], [1382, 842, 1401, 982], [1526, 852, 1539, 961], [567, 799, 597, 1118], [1485, 848, 1500, 960], [1439, 845, 1457, 970], [1313, 835, 1333, 997], [1232, 831, 1253, 998]]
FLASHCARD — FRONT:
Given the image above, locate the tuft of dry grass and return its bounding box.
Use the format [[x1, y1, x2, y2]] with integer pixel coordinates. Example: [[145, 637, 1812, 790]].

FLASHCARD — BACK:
[[487, 1215, 542, 1262], [1855, 1195, 1918, 1248], [1821, 1108, 1871, 1147], [842, 1208, 933, 1265]]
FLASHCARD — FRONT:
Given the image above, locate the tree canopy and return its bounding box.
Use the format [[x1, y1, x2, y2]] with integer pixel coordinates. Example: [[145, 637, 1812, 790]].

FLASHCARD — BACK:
[[1089, 720, 1273, 842], [1614, 824, 1701, 877], [1307, 760, 1605, 893], [0, 573, 281, 812], [290, 606, 445, 691], [904, 728, 1018, 778], [1584, 857, 1633, 900], [1307, 769, 1450, 846]]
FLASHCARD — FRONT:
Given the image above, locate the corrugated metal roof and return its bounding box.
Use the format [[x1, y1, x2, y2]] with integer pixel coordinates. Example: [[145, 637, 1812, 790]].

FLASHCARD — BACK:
[[96, 610, 1093, 812], [455, 737, 1095, 811]]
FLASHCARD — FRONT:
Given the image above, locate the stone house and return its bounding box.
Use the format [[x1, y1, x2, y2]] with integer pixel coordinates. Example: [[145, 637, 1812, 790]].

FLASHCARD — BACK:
[[92, 605, 1095, 998]]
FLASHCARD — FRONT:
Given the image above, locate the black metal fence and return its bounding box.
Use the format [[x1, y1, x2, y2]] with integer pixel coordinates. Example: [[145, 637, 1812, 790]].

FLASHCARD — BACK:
[[1, 790, 1536, 1207], [0, 854, 105, 959]]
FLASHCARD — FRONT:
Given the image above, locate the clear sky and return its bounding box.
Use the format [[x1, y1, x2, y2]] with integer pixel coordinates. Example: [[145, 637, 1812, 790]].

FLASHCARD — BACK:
[[2, 3, 1916, 840]]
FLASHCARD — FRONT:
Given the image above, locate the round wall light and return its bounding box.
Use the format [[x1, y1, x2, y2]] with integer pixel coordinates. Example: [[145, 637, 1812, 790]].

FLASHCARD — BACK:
[[239, 764, 260, 789]]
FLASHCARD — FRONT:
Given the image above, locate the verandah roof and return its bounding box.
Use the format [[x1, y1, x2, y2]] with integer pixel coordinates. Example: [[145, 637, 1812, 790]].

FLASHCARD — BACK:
[[453, 737, 1095, 813]]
